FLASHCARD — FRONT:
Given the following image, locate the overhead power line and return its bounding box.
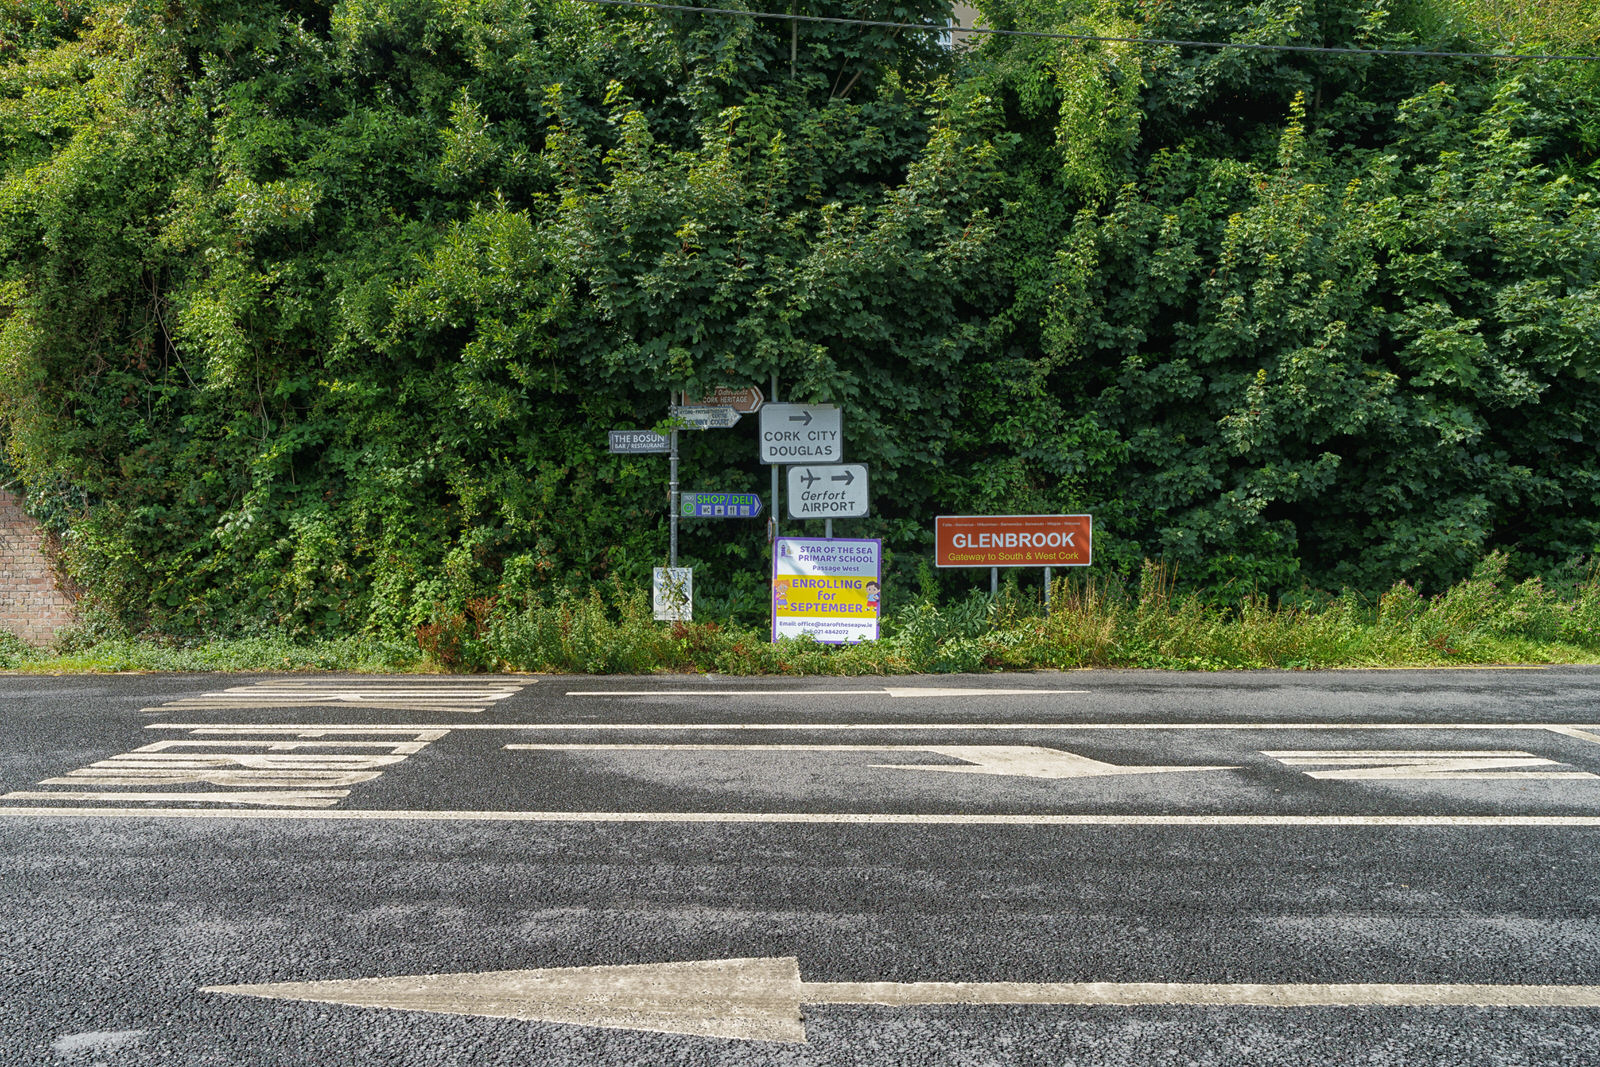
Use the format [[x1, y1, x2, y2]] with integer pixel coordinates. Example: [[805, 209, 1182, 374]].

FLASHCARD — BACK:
[[569, 0, 1600, 62]]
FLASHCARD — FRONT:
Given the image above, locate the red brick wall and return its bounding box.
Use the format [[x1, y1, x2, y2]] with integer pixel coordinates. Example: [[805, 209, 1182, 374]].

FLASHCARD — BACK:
[[0, 489, 76, 646]]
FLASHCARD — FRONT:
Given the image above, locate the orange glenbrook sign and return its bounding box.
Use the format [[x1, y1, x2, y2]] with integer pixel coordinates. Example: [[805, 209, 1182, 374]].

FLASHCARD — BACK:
[[934, 514, 1093, 568]]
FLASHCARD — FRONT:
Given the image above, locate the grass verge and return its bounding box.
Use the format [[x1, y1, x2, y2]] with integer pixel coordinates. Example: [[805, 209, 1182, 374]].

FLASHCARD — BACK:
[[6, 553, 1600, 674]]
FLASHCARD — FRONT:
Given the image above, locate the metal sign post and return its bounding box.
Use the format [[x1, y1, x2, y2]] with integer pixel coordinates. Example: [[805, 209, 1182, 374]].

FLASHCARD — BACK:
[[769, 372, 779, 543], [668, 391, 679, 567]]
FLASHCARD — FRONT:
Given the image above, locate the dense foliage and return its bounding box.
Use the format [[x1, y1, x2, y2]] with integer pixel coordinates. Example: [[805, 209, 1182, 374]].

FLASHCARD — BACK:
[[0, 0, 1595, 638]]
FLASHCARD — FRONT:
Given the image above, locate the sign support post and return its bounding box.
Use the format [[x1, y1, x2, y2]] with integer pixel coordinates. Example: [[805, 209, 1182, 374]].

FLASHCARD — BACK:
[[668, 390, 680, 567], [770, 371, 779, 543], [937, 516, 1092, 605]]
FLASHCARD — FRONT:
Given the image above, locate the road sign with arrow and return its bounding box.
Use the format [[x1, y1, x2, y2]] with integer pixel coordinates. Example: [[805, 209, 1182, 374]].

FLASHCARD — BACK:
[[674, 405, 740, 429], [692, 386, 764, 413], [681, 492, 763, 518], [759, 404, 841, 464], [787, 463, 868, 518]]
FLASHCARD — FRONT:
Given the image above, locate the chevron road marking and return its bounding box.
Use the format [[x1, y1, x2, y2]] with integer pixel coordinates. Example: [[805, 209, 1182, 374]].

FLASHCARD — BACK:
[[504, 743, 1235, 779], [1264, 749, 1599, 780]]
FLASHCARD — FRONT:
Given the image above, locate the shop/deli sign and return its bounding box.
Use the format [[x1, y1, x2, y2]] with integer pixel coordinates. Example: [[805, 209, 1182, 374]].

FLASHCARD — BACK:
[[935, 515, 1092, 568]]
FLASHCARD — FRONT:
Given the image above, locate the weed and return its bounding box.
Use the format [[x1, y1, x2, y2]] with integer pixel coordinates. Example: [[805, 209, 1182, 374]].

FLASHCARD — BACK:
[[11, 551, 1600, 674]]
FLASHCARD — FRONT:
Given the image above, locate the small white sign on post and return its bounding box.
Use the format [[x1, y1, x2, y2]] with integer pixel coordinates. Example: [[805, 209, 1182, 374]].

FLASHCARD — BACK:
[[759, 404, 842, 464], [675, 406, 741, 430], [653, 567, 693, 622], [787, 464, 869, 519]]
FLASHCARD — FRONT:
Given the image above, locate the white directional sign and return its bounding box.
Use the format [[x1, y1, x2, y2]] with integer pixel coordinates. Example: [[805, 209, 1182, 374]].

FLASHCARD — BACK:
[[204, 957, 1600, 1045], [674, 405, 740, 429], [787, 464, 868, 519], [759, 404, 841, 464]]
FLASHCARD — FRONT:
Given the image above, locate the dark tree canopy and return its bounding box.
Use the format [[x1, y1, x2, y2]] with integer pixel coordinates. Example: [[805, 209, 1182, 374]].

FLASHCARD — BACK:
[[0, 0, 1595, 634]]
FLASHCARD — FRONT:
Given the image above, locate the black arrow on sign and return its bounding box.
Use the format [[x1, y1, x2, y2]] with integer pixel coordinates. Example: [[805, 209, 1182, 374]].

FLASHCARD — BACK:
[[831, 470, 855, 485], [799, 470, 819, 488], [788, 410, 813, 427]]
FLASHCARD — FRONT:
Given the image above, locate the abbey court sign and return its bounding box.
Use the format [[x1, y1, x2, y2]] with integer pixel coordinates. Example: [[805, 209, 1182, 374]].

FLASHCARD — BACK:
[[935, 515, 1092, 568]]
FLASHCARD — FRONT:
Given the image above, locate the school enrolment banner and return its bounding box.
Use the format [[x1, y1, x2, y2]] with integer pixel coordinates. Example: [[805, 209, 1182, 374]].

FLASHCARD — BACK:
[[772, 537, 882, 644], [934, 515, 1092, 568]]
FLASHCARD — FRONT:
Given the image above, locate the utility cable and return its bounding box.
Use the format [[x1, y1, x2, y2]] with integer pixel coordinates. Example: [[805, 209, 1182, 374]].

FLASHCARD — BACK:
[[569, 0, 1600, 62]]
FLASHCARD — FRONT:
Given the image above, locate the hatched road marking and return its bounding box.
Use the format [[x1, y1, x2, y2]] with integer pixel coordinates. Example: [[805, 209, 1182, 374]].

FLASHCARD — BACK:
[[143, 679, 529, 714], [8, 711, 1600, 818]]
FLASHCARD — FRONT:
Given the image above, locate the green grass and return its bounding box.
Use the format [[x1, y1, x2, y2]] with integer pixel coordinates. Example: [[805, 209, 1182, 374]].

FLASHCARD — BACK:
[[7, 553, 1600, 674], [0, 632, 426, 674]]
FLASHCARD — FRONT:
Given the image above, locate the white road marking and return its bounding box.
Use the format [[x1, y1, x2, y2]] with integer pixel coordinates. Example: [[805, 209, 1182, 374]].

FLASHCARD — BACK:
[[1264, 750, 1599, 780], [200, 956, 1600, 1046], [566, 688, 1090, 697], [8, 729, 449, 807], [146, 722, 1600, 734], [8, 808, 1600, 825], [506, 743, 1235, 780], [142, 680, 529, 714], [1, 791, 347, 807], [38, 770, 384, 788], [1548, 726, 1600, 745], [51, 1031, 149, 1055]]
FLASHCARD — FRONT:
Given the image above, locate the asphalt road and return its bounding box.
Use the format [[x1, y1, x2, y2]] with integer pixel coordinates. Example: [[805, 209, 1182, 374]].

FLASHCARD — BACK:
[[4, 669, 1600, 1065]]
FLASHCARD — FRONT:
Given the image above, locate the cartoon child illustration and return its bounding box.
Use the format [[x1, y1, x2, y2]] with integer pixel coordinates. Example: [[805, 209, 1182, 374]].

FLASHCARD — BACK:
[[864, 580, 881, 609]]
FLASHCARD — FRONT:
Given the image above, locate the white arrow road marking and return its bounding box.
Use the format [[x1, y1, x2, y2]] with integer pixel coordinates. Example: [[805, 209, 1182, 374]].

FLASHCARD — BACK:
[[504, 743, 1235, 780], [869, 745, 1234, 779], [1264, 750, 1600, 780], [201, 957, 1600, 1045]]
